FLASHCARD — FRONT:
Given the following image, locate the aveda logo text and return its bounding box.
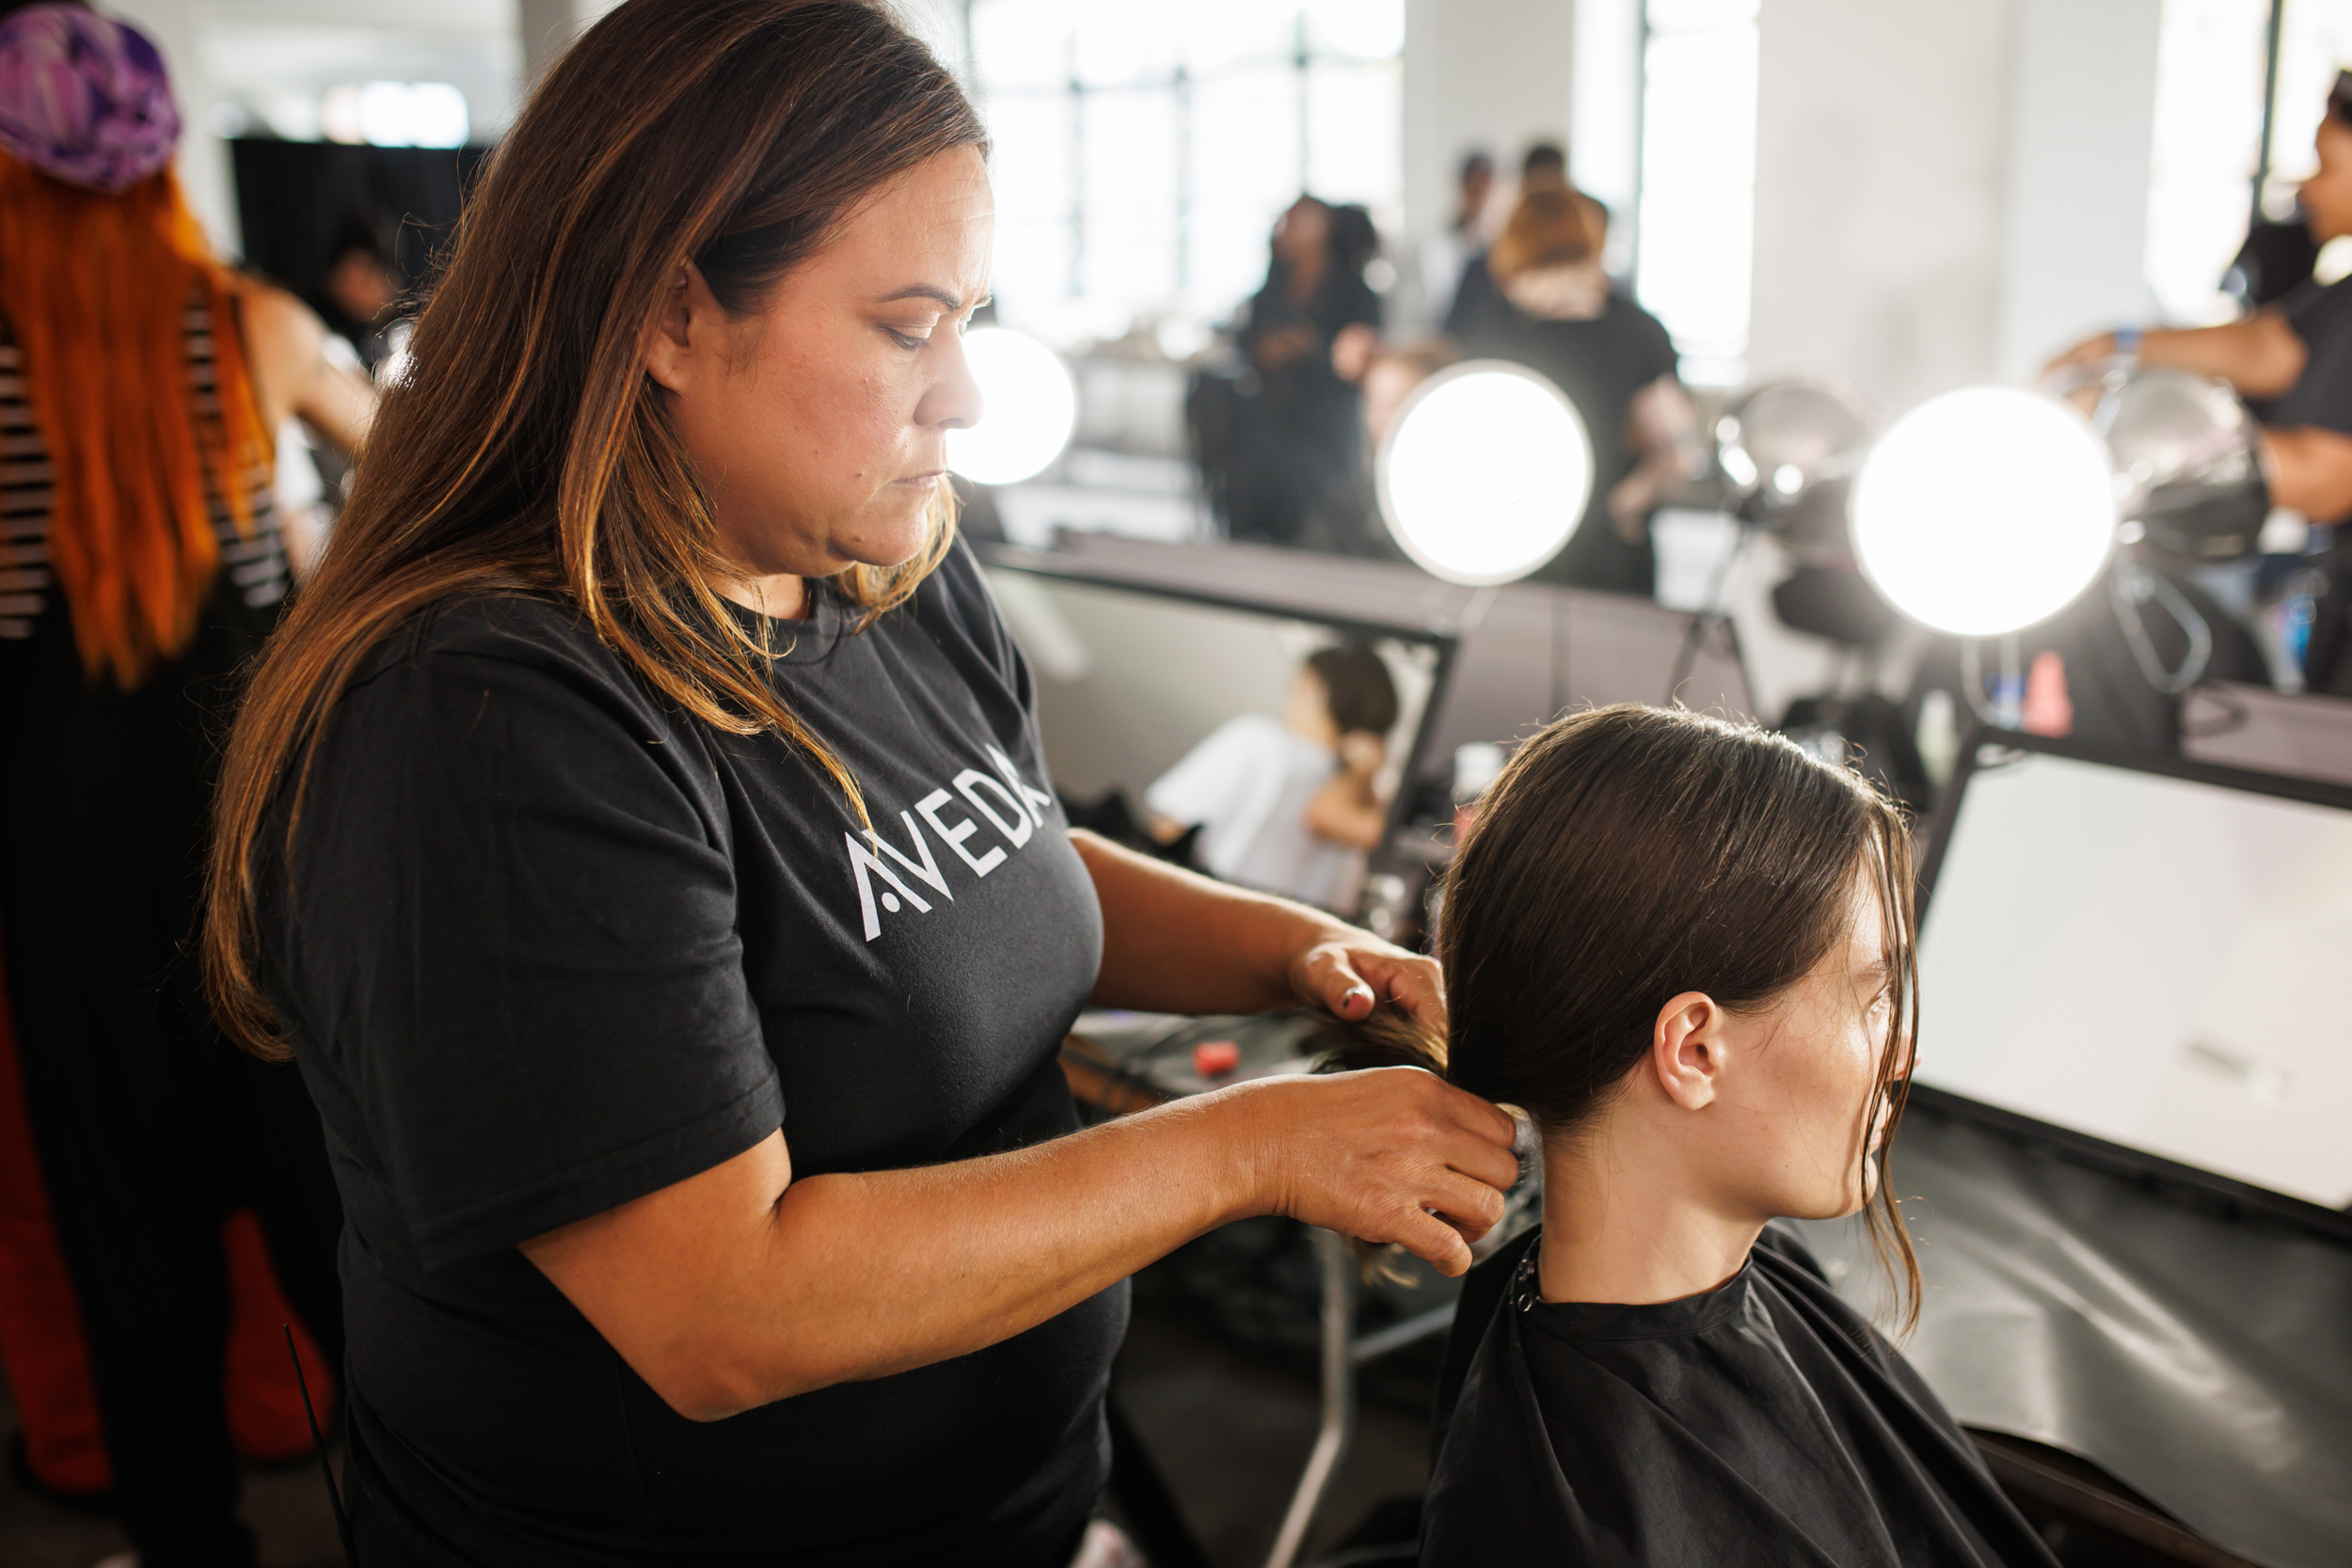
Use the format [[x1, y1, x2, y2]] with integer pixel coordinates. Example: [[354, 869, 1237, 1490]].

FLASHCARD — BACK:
[[845, 746, 1057, 942]]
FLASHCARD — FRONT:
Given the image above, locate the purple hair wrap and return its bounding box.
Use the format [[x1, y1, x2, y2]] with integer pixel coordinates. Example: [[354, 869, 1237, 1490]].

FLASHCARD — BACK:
[[0, 5, 180, 194]]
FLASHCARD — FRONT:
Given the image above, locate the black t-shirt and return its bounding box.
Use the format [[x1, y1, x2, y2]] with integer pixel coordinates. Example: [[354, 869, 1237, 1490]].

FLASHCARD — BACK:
[[261, 541, 1120, 1567], [2272, 276, 2352, 693], [1422, 1226, 2058, 1567], [1452, 288, 1681, 596], [1241, 264, 1383, 439], [2273, 275, 2352, 439]]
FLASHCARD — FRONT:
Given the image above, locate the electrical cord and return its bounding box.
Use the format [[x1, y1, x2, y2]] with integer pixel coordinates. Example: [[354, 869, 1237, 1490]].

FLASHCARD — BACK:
[[2109, 561, 2213, 695]]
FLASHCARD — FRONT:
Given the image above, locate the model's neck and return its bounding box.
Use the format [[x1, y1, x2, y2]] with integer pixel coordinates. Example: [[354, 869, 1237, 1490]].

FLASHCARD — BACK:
[[1535, 1132, 1764, 1306]]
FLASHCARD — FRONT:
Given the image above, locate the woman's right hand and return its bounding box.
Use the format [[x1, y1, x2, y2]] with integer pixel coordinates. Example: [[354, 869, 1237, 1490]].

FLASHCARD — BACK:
[[1218, 1067, 1520, 1276], [2040, 330, 2121, 382]]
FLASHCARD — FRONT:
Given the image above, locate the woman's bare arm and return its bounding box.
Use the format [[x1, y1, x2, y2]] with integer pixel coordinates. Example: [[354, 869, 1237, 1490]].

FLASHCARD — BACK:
[[524, 1057, 1516, 1421], [2044, 314, 2309, 401], [1304, 732, 1391, 850], [239, 280, 378, 454], [524, 826, 1505, 1424], [1305, 776, 1387, 849], [1607, 375, 1704, 538], [2262, 424, 2352, 519], [1074, 828, 1443, 1025]]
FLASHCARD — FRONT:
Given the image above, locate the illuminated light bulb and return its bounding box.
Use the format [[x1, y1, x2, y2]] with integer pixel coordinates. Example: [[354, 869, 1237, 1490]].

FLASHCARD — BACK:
[[946, 327, 1076, 486], [1851, 387, 2115, 637], [1376, 361, 1594, 586]]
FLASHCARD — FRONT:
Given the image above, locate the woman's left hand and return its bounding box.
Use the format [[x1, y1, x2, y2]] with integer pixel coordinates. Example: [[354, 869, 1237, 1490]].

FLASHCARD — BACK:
[[1287, 922, 1446, 1032], [1076, 830, 1447, 1027]]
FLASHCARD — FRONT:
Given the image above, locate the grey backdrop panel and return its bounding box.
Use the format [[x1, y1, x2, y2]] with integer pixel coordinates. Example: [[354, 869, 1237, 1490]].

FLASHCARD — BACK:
[[1796, 1104, 2352, 1568]]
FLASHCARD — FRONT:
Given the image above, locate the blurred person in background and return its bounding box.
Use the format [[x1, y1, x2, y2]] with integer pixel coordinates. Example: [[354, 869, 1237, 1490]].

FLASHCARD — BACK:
[[1451, 182, 1699, 596], [1360, 338, 1457, 452], [317, 213, 402, 376], [1146, 643, 1402, 909], [0, 7, 373, 1564], [1301, 334, 1455, 564], [1222, 196, 1383, 550], [2047, 69, 2352, 697], [1443, 140, 1610, 341], [1392, 149, 1491, 340]]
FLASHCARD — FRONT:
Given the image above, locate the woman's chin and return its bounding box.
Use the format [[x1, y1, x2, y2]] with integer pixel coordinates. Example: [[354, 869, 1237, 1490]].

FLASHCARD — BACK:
[[836, 498, 940, 569]]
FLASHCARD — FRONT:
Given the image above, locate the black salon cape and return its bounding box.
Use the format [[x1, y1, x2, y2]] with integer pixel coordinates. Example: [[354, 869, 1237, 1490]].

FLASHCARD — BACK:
[[260, 541, 1118, 1568], [1422, 1226, 2058, 1567]]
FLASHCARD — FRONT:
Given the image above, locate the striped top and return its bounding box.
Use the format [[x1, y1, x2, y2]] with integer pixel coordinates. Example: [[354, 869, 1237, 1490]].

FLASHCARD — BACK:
[[0, 298, 288, 643]]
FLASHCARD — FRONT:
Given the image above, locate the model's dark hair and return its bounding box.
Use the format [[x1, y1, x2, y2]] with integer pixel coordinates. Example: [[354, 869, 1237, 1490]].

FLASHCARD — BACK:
[[205, 0, 985, 1057], [1335, 705, 1922, 1329], [1309, 643, 1399, 736]]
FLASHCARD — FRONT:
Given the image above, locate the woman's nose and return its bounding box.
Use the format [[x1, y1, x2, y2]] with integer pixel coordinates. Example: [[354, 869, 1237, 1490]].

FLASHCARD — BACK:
[[922, 330, 984, 432]]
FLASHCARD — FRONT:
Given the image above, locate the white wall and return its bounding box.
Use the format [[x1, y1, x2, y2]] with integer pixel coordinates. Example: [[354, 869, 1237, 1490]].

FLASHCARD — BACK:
[[1993, 0, 2165, 380], [112, 0, 237, 252], [112, 0, 522, 258], [1401, 0, 1577, 242], [1746, 0, 2171, 419], [516, 0, 653, 85], [1571, 0, 1642, 252], [1746, 0, 2021, 417]]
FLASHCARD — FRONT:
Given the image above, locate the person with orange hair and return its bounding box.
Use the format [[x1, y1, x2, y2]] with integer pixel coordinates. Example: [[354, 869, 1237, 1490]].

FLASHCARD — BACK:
[[1449, 181, 1699, 598], [0, 6, 371, 1564]]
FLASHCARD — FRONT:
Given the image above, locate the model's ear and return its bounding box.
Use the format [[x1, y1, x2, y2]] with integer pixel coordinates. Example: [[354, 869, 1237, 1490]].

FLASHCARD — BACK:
[[1648, 991, 1723, 1112], [643, 263, 707, 395]]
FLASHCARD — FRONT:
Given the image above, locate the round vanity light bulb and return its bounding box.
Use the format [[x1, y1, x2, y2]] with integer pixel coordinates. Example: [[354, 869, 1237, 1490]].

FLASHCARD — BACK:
[[1851, 386, 2116, 638], [1376, 361, 1594, 586], [946, 327, 1077, 486]]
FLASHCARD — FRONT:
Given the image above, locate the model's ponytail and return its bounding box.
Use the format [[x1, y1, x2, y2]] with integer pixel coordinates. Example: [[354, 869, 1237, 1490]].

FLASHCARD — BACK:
[[1316, 1004, 1448, 1079]]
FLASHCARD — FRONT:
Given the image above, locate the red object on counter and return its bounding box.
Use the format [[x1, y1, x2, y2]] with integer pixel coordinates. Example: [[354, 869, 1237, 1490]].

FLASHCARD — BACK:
[[1191, 1039, 1242, 1077]]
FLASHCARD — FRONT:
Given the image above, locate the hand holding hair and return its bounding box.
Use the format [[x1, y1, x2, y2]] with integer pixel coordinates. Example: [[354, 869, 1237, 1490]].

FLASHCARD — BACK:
[[1288, 923, 1444, 1027], [1217, 1064, 1518, 1277]]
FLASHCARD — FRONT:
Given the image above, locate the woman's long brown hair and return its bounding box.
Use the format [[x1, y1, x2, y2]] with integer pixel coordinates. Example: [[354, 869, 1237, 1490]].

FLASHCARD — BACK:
[[203, 0, 984, 1058], [1329, 705, 1924, 1331], [0, 158, 270, 688]]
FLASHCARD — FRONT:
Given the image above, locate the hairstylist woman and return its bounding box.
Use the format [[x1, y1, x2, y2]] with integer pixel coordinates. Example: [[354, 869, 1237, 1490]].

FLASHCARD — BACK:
[[0, 8, 372, 1565], [203, 5, 1519, 1563]]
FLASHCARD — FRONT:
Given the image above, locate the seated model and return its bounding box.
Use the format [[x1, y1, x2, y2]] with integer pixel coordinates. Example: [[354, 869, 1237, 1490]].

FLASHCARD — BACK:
[[1144, 641, 1399, 908], [1342, 705, 2057, 1567]]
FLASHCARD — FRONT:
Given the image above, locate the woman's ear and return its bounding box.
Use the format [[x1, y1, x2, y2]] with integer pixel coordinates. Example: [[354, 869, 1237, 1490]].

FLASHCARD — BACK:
[[644, 263, 706, 394], [1649, 991, 1723, 1112]]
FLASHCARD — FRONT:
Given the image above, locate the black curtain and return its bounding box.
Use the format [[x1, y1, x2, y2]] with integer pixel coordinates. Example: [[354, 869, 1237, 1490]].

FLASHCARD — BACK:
[[228, 139, 490, 315]]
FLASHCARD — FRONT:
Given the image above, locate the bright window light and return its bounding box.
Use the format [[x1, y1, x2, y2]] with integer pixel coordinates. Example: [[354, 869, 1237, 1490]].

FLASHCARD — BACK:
[[1636, 0, 1760, 386], [968, 0, 1402, 345], [1376, 362, 1594, 586], [2144, 0, 2270, 325], [946, 328, 1079, 485], [1851, 388, 2117, 638], [2264, 0, 2352, 215], [323, 81, 469, 149]]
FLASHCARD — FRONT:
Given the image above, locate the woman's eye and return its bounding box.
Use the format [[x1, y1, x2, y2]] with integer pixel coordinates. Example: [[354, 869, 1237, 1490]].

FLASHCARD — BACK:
[[886, 327, 930, 351]]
